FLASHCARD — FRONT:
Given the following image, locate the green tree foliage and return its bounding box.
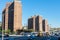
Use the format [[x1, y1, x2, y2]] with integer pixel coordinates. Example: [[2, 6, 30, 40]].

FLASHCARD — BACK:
[[0, 25, 2, 31], [0, 27, 2, 32], [5, 29, 11, 34], [16, 29, 34, 35], [2, 29, 11, 34]]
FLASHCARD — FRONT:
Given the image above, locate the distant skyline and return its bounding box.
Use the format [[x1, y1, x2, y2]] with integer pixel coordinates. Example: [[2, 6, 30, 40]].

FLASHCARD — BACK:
[[0, 0, 60, 28]]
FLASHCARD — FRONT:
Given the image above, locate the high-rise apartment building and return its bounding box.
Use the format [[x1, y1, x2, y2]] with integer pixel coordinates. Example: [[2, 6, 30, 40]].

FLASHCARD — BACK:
[[28, 15, 43, 32], [42, 19, 49, 32], [2, 0, 22, 32], [28, 16, 36, 31], [28, 15, 50, 32], [2, 9, 5, 30], [35, 16, 43, 32]]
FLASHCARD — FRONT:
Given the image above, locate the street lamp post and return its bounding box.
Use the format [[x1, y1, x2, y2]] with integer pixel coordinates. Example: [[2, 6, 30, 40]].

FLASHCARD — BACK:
[[1, 13, 3, 40], [2, 25, 3, 40]]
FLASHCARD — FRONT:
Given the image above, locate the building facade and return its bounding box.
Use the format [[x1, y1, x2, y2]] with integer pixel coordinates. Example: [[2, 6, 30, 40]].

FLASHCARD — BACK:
[[28, 16, 36, 32], [28, 15, 43, 32], [2, 0, 22, 32], [28, 15, 50, 32], [2, 9, 5, 30], [42, 19, 49, 32], [35, 16, 43, 32]]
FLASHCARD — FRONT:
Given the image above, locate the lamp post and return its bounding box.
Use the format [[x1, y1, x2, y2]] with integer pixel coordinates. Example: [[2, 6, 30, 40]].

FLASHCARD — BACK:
[[2, 25, 3, 40], [2, 13, 4, 40]]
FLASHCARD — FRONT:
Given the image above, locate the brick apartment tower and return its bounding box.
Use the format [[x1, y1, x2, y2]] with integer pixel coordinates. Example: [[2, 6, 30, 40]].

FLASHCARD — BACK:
[[2, 0, 22, 32], [2, 9, 5, 30], [42, 19, 49, 32], [35, 16, 43, 32], [28, 16, 36, 32], [2, 3, 12, 31], [28, 15, 43, 32]]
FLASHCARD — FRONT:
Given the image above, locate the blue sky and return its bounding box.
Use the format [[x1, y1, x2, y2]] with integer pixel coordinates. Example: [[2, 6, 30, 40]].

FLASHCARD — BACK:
[[0, 0, 60, 28]]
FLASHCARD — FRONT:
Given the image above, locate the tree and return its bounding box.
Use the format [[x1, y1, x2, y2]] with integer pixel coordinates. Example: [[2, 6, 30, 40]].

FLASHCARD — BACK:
[[46, 32, 49, 36], [5, 29, 11, 34], [29, 29, 34, 32], [37, 31, 43, 37], [16, 29, 23, 35]]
